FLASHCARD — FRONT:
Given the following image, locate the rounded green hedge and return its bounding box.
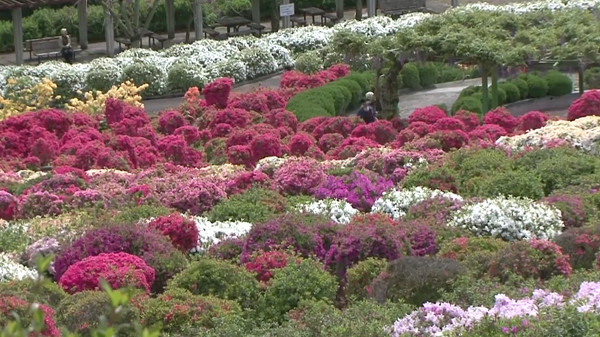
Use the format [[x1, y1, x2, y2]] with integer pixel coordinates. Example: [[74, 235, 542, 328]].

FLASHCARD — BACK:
[[524, 74, 548, 98], [545, 70, 573, 96], [452, 96, 483, 115], [499, 82, 520, 103], [418, 63, 440, 89], [401, 63, 421, 90]]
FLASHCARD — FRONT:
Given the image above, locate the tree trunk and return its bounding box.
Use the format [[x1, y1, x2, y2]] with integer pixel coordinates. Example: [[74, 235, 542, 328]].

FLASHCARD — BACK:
[[480, 63, 489, 113], [381, 62, 403, 119], [271, 0, 280, 32], [490, 65, 499, 109], [355, 0, 363, 20]]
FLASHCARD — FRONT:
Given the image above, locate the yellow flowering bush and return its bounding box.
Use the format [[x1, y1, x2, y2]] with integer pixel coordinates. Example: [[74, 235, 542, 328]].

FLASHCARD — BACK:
[[66, 81, 149, 115], [0, 77, 58, 121]]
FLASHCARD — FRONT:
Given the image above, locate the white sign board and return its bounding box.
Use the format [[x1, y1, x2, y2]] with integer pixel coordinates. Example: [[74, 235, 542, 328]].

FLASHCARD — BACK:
[[280, 3, 295, 17]]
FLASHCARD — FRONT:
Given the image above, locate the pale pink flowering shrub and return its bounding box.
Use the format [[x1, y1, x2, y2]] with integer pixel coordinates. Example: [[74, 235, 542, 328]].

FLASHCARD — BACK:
[[482, 107, 517, 133], [567, 89, 600, 120], [70, 189, 106, 209], [409, 105, 447, 124], [161, 178, 226, 215], [58, 252, 155, 294], [19, 191, 64, 218], [274, 158, 325, 195]]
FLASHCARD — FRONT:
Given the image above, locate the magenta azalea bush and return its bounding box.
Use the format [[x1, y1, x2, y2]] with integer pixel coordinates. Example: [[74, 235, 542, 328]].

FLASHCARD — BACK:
[[313, 171, 393, 211]]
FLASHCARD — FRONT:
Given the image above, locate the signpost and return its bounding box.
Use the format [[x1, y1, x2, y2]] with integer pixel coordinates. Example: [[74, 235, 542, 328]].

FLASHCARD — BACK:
[[280, 1, 294, 28]]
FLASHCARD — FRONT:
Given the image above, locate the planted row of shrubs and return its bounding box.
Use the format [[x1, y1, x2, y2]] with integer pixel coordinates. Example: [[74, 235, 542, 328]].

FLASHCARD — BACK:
[[398, 62, 480, 91], [452, 70, 574, 115], [286, 72, 374, 122]]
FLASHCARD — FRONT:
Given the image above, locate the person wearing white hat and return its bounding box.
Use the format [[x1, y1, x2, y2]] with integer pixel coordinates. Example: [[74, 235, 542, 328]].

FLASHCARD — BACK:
[[58, 28, 73, 64]]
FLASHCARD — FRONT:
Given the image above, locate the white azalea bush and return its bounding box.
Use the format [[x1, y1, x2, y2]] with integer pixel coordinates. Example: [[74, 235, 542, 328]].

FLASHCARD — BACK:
[[0, 253, 38, 282], [372, 186, 463, 220], [234, 47, 278, 79], [447, 195, 564, 241], [296, 198, 359, 225], [189, 216, 252, 253], [496, 116, 600, 155]]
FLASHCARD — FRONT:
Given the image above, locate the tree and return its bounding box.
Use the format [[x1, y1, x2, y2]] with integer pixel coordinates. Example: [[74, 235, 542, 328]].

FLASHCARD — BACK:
[[100, 0, 161, 48]]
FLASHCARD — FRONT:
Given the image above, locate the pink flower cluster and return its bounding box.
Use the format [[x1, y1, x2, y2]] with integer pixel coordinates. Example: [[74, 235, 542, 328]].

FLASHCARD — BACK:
[[148, 213, 200, 252]]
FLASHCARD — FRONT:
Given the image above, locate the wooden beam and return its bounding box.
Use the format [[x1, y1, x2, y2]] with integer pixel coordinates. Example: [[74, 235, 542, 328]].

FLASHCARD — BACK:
[[166, 0, 175, 39], [336, 0, 344, 20], [105, 9, 115, 56], [251, 0, 260, 23], [194, 0, 202, 40], [12, 7, 23, 65], [78, 0, 88, 49]]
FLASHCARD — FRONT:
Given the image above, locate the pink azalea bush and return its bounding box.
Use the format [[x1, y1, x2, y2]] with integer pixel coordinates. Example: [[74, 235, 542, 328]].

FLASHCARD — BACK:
[[148, 213, 200, 252], [568, 89, 600, 121], [409, 106, 447, 125], [482, 107, 517, 133], [274, 158, 325, 195], [58, 252, 156, 294], [0, 191, 18, 220], [203, 77, 234, 108]]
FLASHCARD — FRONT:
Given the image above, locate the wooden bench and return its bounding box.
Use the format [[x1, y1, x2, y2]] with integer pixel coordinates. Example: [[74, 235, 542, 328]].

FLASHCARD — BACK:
[[323, 13, 340, 24], [145, 31, 168, 49], [290, 17, 307, 27], [379, 0, 428, 18], [31, 36, 81, 64], [115, 37, 132, 51], [228, 29, 258, 38], [247, 23, 266, 37]]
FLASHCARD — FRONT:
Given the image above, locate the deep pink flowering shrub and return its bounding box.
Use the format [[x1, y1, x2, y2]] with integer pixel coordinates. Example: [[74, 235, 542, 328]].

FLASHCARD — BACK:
[[225, 171, 272, 195], [305, 145, 326, 160], [227, 145, 254, 167], [210, 108, 251, 129], [211, 123, 234, 138], [313, 171, 393, 212], [330, 137, 380, 160], [53, 224, 187, 292], [241, 213, 340, 263], [148, 213, 199, 252], [482, 107, 517, 133], [318, 133, 345, 154], [313, 117, 362, 140], [157, 135, 203, 167], [35, 109, 72, 137], [368, 120, 398, 145], [568, 89, 600, 120], [427, 130, 470, 151], [555, 227, 600, 269], [327, 63, 351, 77], [468, 124, 508, 142], [407, 121, 436, 137], [245, 250, 291, 282], [280, 71, 327, 90], [158, 110, 187, 135], [382, 149, 444, 177], [289, 133, 316, 156], [391, 129, 420, 148], [226, 128, 258, 147], [18, 191, 63, 218], [161, 178, 226, 215], [542, 194, 586, 228], [173, 125, 201, 145], [264, 108, 298, 134], [30, 132, 60, 165], [298, 117, 329, 134], [58, 252, 155, 294], [0, 191, 18, 220], [253, 88, 288, 110], [0, 295, 59, 337], [250, 134, 283, 162], [409, 106, 447, 125], [397, 220, 438, 256], [453, 110, 481, 132], [228, 92, 271, 113], [516, 111, 548, 132], [274, 158, 325, 195], [203, 77, 234, 108], [433, 117, 466, 131]]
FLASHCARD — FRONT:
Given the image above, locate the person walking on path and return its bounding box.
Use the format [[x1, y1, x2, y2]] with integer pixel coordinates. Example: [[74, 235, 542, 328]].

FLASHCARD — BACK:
[[59, 28, 74, 64], [357, 98, 377, 124]]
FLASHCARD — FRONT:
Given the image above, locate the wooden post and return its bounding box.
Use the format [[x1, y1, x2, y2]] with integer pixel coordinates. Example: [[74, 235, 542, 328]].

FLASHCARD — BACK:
[[105, 9, 115, 56], [78, 0, 88, 49], [166, 0, 175, 39], [490, 65, 499, 108], [579, 61, 585, 95], [451, 0, 459, 7], [194, 0, 203, 40], [367, 0, 376, 17], [355, 0, 363, 20], [281, 0, 290, 29], [251, 0, 260, 23], [336, 0, 344, 20], [12, 8, 24, 65]]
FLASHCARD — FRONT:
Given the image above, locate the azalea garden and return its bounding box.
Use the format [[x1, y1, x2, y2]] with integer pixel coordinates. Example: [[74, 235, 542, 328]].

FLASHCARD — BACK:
[[2, 0, 600, 336]]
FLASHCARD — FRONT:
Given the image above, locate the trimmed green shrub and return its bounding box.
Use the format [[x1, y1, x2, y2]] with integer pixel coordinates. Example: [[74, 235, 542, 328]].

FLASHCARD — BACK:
[[418, 63, 440, 88], [457, 85, 481, 99], [294, 51, 324, 74], [451, 96, 483, 115], [345, 72, 370, 92], [436, 64, 464, 83], [438, 237, 509, 278], [494, 87, 507, 105], [0, 279, 67, 307], [512, 78, 529, 99], [345, 258, 388, 303], [499, 82, 521, 103], [401, 63, 421, 90], [122, 61, 166, 97], [524, 74, 548, 98], [206, 187, 287, 224], [167, 63, 208, 92], [334, 78, 363, 107], [584, 67, 600, 89], [545, 70, 573, 96], [474, 169, 545, 200], [319, 84, 352, 115], [168, 258, 261, 309], [111, 205, 173, 225], [286, 90, 336, 122]]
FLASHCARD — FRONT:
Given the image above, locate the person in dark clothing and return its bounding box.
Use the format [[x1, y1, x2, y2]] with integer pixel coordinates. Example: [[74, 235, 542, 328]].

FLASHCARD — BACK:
[[357, 98, 376, 124], [59, 28, 73, 64]]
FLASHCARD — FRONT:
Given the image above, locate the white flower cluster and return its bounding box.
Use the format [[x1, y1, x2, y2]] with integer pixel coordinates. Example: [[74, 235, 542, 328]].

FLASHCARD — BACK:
[[452, 0, 600, 14], [189, 216, 252, 253], [0, 253, 38, 282], [372, 186, 463, 219], [447, 195, 564, 241], [296, 198, 359, 225], [496, 116, 600, 155]]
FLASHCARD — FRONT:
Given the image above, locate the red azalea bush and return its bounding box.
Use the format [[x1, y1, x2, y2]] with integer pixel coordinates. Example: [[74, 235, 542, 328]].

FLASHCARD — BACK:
[[482, 107, 517, 133], [397, 219, 438, 256], [407, 121, 436, 137], [264, 108, 298, 134], [318, 133, 345, 154], [468, 124, 508, 142], [203, 77, 234, 108], [157, 135, 203, 167], [228, 92, 270, 113], [555, 227, 600, 270], [148, 213, 199, 252], [567, 89, 600, 121], [274, 158, 325, 195], [158, 110, 187, 135], [367, 120, 398, 145], [173, 125, 201, 145], [288, 133, 316, 156], [433, 117, 466, 131], [18, 191, 64, 218], [427, 130, 470, 151], [453, 110, 480, 132], [312, 117, 362, 140], [0, 295, 60, 337], [298, 117, 329, 134], [516, 110, 548, 132], [250, 134, 283, 163], [225, 171, 272, 195], [226, 128, 258, 147], [330, 137, 380, 160], [409, 106, 447, 125], [210, 108, 251, 129], [0, 191, 18, 220], [245, 250, 291, 282], [227, 145, 254, 167]]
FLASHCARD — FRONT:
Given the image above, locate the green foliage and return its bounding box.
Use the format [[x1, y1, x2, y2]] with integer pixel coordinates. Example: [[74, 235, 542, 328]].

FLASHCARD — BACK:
[[451, 96, 483, 115], [0, 225, 30, 254], [584, 67, 600, 89], [286, 90, 336, 122], [524, 74, 549, 98], [436, 63, 465, 83], [167, 63, 207, 92], [512, 78, 529, 99], [400, 63, 421, 90], [85, 68, 121, 92], [207, 187, 286, 224], [335, 78, 363, 107], [371, 256, 466, 306], [261, 258, 338, 322], [122, 61, 165, 97], [440, 274, 537, 308], [294, 51, 324, 74], [438, 237, 509, 277], [448, 148, 511, 191], [545, 70, 573, 96], [0, 279, 67, 307], [319, 84, 352, 115], [418, 63, 440, 88], [499, 81, 521, 103], [168, 258, 260, 309], [111, 205, 173, 225], [345, 258, 388, 303], [475, 169, 545, 200]]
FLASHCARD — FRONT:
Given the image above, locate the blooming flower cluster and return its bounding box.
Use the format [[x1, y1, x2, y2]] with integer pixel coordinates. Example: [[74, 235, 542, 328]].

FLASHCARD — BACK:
[[372, 186, 463, 219], [447, 196, 564, 241], [189, 216, 253, 253], [296, 198, 359, 225], [0, 253, 38, 282]]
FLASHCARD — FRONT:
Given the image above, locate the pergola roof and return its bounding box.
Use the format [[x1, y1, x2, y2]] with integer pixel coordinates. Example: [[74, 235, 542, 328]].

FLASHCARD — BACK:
[[0, 0, 76, 11]]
